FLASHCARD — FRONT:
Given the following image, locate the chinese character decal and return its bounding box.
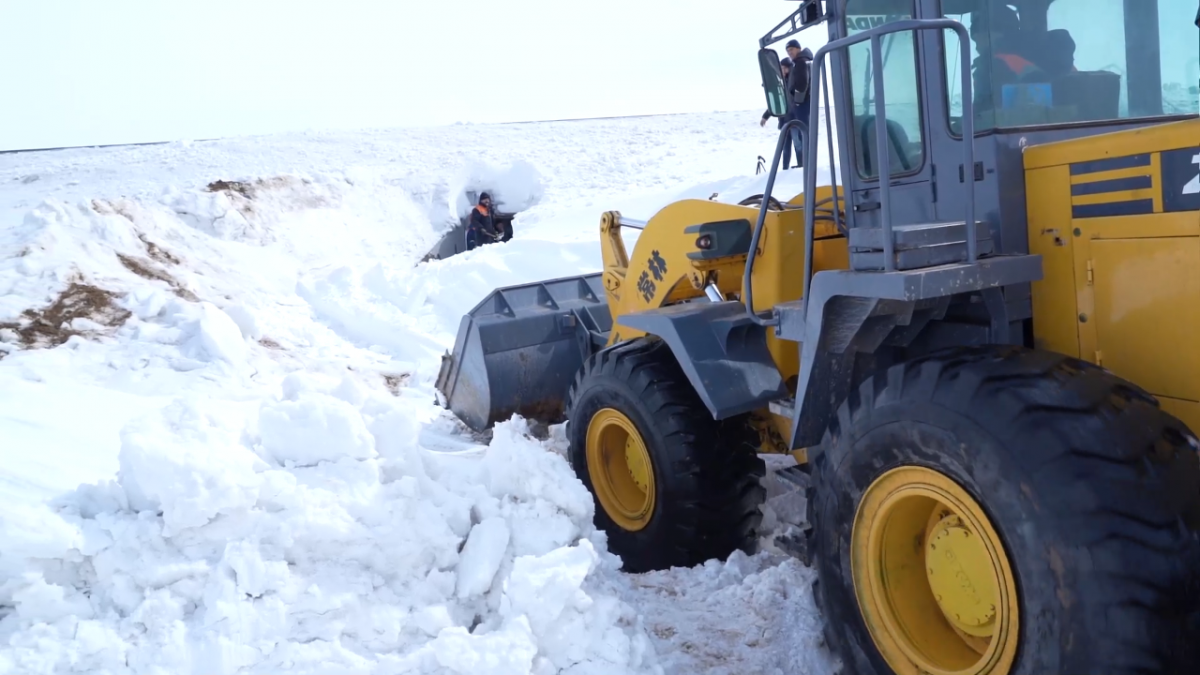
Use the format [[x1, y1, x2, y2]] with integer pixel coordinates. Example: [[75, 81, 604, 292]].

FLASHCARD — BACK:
[[647, 250, 668, 281], [637, 271, 657, 302]]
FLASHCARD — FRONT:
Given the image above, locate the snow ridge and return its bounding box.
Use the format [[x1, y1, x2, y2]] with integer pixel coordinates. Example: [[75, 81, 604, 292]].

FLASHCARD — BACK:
[[0, 113, 839, 675]]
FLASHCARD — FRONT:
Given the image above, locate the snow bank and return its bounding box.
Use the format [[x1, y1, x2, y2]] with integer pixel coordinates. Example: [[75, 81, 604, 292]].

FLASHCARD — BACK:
[[448, 159, 546, 220], [0, 111, 841, 675], [0, 375, 662, 675]]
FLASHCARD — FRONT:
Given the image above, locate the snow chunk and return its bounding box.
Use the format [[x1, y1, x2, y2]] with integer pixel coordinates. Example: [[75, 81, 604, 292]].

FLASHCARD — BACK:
[[455, 517, 511, 599], [221, 303, 262, 340], [185, 301, 248, 363], [117, 399, 264, 535], [431, 617, 539, 674], [11, 574, 94, 623], [0, 503, 83, 569], [450, 159, 545, 220], [257, 394, 377, 466]]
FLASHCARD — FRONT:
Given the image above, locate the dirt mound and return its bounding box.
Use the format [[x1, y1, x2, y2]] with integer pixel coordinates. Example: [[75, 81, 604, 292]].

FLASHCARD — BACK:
[[204, 176, 338, 217], [0, 282, 131, 359], [116, 252, 198, 302]]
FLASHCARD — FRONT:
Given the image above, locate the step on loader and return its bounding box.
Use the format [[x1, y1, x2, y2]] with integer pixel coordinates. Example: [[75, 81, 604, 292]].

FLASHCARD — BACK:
[[436, 1, 1200, 673]]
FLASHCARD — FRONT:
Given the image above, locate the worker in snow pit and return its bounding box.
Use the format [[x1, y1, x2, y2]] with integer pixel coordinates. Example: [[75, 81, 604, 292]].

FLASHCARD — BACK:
[[466, 192, 500, 251]]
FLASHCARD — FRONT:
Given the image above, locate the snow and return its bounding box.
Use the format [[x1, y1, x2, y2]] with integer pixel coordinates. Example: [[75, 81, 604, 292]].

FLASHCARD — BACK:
[[0, 111, 839, 674], [448, 160, 546, 220]]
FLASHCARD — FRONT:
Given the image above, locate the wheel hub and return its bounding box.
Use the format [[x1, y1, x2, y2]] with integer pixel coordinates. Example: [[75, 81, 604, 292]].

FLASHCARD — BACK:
[[926, 515, 999, 637], [585, 408, 656, 531], [851, 466, 1019, 675], [625, 437, 650, 493]]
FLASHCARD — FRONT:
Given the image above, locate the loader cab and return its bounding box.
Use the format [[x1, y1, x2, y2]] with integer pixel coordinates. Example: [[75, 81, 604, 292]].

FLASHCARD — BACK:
[[836, 0, 1196, 249], [760, 0, 1197, 335], [762, 0, 1198, 243]]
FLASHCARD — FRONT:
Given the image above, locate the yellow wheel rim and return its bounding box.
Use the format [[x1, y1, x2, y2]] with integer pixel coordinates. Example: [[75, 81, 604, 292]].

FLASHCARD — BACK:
[[585, 408, 656, 531], [851, 466, 1019, 675]]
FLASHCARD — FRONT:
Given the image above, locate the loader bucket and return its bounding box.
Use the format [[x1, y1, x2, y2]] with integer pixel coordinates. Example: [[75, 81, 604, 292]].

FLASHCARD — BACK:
[[434, 273, 612, 432]]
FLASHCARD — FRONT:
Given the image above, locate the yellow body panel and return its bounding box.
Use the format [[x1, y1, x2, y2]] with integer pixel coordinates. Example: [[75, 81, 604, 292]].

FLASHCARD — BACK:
[[1023, 118, 1200, 170], [598, 187, 849, 454], [602, 187, 847, 370], [1088, 236, 1200, 401], [1026, 117, 1200, 433]]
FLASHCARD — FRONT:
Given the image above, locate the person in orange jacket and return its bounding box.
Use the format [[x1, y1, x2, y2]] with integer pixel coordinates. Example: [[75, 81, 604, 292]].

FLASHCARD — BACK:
[[970, 5, 1041, 116], [466, 192, 500, 251]]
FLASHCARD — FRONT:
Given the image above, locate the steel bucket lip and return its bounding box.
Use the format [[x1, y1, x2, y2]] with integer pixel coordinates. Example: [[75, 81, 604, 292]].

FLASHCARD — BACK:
[[434, 272, 612, 433]]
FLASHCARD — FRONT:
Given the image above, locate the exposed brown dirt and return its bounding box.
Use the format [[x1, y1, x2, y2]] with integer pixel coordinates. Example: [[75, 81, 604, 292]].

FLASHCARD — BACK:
[[91, 198, 137, 222], [204, 175, 332, 219], [0, 282, 131, 359], [205, 176, 310, 200], [139, 234, 181, 265], [258, 337, 283, 350], [205, 179, 256, 199], [206, 179, 260, 217], [116, 253, 199, 302]]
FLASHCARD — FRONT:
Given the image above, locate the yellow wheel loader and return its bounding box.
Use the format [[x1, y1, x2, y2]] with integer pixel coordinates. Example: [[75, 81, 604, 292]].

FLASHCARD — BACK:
[[435, 1, 1200, 673]]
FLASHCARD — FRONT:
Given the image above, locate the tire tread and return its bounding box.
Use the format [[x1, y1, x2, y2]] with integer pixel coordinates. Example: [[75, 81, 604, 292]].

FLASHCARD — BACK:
[[806, 345, 1200, 675], [566, 337, 767, 572]]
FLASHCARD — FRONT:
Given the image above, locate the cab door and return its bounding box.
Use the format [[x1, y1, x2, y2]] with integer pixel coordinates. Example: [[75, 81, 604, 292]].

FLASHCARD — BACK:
[[836, 1, 938, 245]]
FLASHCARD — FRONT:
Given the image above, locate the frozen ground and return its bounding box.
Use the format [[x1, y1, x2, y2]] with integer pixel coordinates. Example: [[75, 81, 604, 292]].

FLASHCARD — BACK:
[[0, 110, 841, 675]]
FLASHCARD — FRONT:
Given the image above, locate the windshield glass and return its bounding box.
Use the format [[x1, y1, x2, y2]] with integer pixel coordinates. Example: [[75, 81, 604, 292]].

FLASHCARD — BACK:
[[944, 0, 1200, 131], [843, 1, 925, 179]]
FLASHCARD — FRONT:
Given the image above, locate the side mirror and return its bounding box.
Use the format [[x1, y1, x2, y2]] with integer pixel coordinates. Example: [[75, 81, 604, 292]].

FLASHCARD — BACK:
[[758, 48, 790, 118]]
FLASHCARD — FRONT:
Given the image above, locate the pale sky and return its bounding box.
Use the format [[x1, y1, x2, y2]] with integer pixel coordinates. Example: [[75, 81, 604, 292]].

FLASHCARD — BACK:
[[0, 1, 826, 151]]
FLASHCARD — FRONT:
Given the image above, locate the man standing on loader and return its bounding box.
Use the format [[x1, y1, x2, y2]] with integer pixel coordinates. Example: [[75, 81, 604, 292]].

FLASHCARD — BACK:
[[784, 39, 813, 168], [466, 192, 500, 251]]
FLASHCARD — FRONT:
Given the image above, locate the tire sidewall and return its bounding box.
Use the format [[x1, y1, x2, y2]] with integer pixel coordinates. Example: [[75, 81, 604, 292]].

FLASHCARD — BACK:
[[567, 369, 680, 571], [815, 399, 1061, 675]]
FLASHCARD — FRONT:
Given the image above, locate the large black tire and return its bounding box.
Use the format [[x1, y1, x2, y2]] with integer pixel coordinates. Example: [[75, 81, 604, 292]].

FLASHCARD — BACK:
[[566, 337, 767, 573], [808, 344, 1200, 675]]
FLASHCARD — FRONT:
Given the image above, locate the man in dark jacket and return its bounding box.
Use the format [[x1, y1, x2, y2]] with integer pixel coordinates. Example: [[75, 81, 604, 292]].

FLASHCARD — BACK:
[[761, 56, 796, 169], [466, 192, 498, 251], [785, 40, 813, 168]]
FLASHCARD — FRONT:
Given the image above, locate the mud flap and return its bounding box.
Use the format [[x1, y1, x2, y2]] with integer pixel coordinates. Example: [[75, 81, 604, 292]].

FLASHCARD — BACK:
[[616, 300, 787, 420]]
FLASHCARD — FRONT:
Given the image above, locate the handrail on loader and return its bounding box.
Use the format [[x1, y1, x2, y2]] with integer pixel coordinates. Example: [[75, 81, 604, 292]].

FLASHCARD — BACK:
[[741, 18, 979, 330], [741, 117, 808, 328]]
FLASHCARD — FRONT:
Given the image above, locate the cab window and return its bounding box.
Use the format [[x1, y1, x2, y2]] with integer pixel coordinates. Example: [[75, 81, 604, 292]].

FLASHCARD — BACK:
[[845, 1, 926, 180], [943, 0, 1200, 133]]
